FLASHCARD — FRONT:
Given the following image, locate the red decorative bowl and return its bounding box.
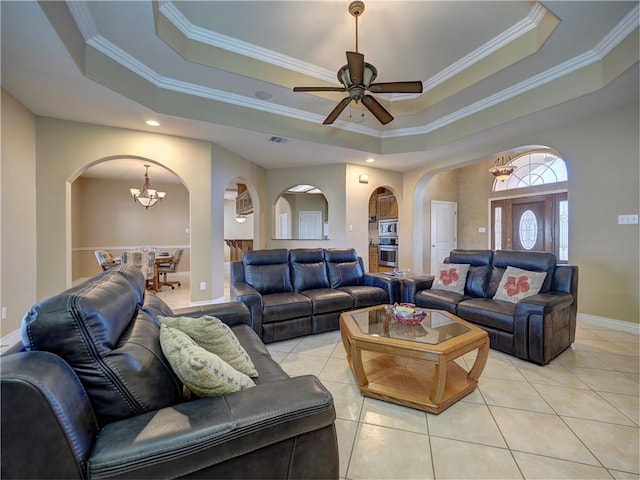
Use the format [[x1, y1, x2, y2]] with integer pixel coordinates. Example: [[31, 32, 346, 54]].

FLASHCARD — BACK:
[[384, 303, 428, 325]]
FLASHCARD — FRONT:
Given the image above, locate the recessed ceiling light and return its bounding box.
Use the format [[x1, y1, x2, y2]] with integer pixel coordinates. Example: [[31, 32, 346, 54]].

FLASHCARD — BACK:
[[145, 120, 160, 127], [255, 91, 272, 100], [366, 158, 375, 163]]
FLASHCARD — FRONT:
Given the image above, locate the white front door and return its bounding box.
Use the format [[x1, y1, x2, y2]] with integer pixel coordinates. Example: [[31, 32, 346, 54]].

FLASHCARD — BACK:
[[430, 201, 457, 273], [298, 211, 322, 239]]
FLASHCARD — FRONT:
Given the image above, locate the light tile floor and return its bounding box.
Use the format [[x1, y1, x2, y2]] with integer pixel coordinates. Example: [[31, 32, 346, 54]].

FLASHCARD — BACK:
[[159, 269, 640, 480]]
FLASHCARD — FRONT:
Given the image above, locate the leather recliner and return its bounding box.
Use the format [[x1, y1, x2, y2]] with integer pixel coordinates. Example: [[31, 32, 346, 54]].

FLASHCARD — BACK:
[[1, 265, 339, 479], [403, 249, 579, 365], [231, 248, 397, 343]]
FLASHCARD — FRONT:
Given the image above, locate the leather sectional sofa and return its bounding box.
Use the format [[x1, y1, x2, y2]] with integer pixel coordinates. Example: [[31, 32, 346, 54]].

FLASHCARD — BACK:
[[403, 249, 578, 365], [231, 248, 398, 343], [1, 265, 338, 479]]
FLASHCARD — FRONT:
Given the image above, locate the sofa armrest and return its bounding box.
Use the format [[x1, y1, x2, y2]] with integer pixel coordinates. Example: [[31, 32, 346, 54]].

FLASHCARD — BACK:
[[173, 301, 251, 328], [364, 273, 400, 303], [1, 351, 99, 479], [402, 276, 435, 303], [88, 375, 337, 479], [514, 292, 576, 365], [230, 282, 264, 337]]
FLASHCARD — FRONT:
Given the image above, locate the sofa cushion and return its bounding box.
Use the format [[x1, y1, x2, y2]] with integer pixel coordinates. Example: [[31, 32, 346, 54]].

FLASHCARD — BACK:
[[21, 266, 183, 425], [243, 249, 293, 294], [159, 325, 255, 398], [290, 248, 330, 291], [431, 263, 470, 294], [415, 289, 464, 314], [493, 266, 547, 304], [448, 250, 494, 298], [262, 292, 313, 323], [301, 288, 354, 314], [338, 286, 388, 309], [325, 249, 364, 288], [488, 250, 556, 297], [457, 298, 517, 333], [159, 315, 258, 377]]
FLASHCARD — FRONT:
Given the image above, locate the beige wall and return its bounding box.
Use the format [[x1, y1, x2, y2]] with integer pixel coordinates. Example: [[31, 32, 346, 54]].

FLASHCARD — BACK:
[[0, 89, 37, 333], [1, 93, 637, 336], [404, 102, 639, 326], [72, 177, 191, 279]]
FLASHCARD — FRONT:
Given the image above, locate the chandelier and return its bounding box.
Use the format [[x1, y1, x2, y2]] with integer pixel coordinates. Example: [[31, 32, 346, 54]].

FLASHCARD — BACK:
[[129, 164, 166, 209], [489, 153, 515, 181]]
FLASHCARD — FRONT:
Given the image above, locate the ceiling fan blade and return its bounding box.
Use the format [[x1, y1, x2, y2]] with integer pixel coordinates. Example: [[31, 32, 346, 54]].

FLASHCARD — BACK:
[[368, 81, 423, 94], [346, 51, 365, 85], [293, 86, 346, 92], [323, 97, 352, 125], [362, 95, 394, 125]]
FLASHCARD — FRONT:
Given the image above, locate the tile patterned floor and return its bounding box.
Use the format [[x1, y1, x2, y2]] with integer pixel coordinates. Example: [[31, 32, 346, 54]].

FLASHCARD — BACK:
[[159, 270, 640, 480]]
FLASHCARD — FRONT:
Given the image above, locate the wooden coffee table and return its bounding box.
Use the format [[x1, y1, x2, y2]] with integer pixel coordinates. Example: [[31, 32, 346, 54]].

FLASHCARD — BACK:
[[340, 305, 489, 414]]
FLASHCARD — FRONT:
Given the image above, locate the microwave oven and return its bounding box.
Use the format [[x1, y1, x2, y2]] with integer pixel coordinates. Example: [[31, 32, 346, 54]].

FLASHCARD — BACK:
[[379, 219, 398, 237]]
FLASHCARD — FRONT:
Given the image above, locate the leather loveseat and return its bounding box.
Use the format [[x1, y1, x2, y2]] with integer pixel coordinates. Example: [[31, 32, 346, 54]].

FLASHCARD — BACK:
[[1, 265, 338, 479], [403, 249, 578, 365], [231, 248, 397, 343]]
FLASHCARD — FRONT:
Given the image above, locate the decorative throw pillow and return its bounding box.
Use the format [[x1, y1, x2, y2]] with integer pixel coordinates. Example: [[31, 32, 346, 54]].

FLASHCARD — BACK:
[[159, 315, 258, 378], [493, 266, 547, 304], [159, 325, 255, 398], [431, 263, 470, 294]]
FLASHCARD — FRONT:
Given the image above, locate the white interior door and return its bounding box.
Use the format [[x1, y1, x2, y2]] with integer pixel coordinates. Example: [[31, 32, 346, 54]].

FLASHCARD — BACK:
[[278, 213, 290, 239], [298, 211, 322, 239], [430, 201, 457, 273]]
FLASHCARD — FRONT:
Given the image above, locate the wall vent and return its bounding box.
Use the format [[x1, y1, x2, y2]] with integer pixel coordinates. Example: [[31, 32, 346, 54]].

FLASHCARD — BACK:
[[268, 136, 289, 144]]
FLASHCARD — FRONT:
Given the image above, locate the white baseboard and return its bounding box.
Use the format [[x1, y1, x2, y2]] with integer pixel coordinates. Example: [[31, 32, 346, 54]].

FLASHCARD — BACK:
[[578, 313, 640, 334], [0, 329, 23, 352]]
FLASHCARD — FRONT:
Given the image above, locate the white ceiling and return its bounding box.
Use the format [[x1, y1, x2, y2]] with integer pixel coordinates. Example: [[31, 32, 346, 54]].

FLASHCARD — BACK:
[[1, 1, 638, 183]]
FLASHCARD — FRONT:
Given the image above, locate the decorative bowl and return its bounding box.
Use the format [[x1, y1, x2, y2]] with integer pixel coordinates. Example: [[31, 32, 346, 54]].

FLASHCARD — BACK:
[[384, 303, 428, 325]]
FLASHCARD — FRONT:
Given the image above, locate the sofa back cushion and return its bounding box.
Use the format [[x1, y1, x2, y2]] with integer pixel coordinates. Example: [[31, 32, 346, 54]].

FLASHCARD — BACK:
[[447, 250, 494, 298], [290, 248, 330, 292], [243, 249, 293, 294], [487, 250, 556, 297], [325, 248, 364, 288], [21, 266, 183, 426]]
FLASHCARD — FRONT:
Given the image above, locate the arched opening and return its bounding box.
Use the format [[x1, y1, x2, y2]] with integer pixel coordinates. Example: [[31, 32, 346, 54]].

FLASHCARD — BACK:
[[367, 186, 399, 273], [71, 157, 191, 290], [490, 148, 569, 261], [273, 185, 329, 240], [414, 145, 570, 274], [224, 178, 254, 299]]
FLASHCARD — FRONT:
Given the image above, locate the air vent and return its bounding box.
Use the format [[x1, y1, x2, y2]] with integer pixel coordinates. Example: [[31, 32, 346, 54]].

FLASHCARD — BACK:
[[268, 136, 289, 144]]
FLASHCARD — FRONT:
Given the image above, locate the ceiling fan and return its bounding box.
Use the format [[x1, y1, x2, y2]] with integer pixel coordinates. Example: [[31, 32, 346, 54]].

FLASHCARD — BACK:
[[293, 1, 423, 125]]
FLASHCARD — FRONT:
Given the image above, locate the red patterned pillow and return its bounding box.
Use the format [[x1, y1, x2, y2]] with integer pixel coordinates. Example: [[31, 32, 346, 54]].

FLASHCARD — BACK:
[[431, 263, 470, 294], [493, 266, 547, 303]]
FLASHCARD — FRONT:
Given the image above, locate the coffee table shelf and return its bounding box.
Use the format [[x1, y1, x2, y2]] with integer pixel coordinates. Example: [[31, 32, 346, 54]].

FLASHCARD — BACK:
[[340, 306, 489, 414]]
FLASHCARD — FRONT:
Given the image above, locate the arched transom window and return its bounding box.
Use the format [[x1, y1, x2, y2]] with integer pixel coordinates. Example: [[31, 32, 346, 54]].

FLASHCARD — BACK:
[[493, 151, 567, 192]]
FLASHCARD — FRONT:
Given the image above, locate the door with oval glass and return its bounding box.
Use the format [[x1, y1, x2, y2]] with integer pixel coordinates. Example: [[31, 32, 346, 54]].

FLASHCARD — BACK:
[[491, 193, 568, 261]]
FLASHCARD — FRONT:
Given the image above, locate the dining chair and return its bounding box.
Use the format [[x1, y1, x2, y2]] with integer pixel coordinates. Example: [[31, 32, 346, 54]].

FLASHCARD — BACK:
[[121, 250, 155, 290], [158, 249, 183, 289], [94, 250, 121, 271]]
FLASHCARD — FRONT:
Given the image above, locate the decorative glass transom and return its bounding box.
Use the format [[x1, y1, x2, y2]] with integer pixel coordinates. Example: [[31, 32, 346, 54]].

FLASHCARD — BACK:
[[493, 151, 567, 191], [519, 210, 538, 250]]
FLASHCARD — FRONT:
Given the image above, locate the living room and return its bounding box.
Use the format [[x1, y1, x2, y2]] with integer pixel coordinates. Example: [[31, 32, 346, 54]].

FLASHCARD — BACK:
[[1, 1, 639, 478]]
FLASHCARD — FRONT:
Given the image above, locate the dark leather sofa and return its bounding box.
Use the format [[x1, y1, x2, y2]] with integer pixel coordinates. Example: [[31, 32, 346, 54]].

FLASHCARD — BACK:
[[403, 249, 578, 365], [231, 248, 397, 343], [1, 265, 338, 479]]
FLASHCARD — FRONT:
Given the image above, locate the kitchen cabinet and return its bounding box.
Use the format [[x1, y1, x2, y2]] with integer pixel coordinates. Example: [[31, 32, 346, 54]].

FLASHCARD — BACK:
[[235, 183, 253, 215], [368, 245, 379, 273], [368, 196, 377, 221], [378, 193, 398, 219]]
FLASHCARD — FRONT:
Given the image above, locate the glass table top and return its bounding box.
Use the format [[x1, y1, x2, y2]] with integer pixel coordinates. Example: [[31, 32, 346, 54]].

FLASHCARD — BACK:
[[350, 307, 470, 345]]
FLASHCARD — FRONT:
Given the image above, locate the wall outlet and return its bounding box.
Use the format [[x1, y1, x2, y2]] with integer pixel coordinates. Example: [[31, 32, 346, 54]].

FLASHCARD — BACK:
[[618, 214, 639, 225], [478, 227, 487, 233], [199, 282, 206, 291], [1, 307, 7, 320]]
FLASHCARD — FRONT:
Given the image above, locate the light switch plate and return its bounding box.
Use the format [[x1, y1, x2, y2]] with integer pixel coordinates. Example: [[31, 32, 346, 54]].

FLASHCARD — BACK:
[[618, 214, 639, 225]]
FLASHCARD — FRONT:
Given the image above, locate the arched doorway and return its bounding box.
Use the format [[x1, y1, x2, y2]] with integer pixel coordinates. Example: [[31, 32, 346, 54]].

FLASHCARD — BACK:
[[71, 158, 189, 283]]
